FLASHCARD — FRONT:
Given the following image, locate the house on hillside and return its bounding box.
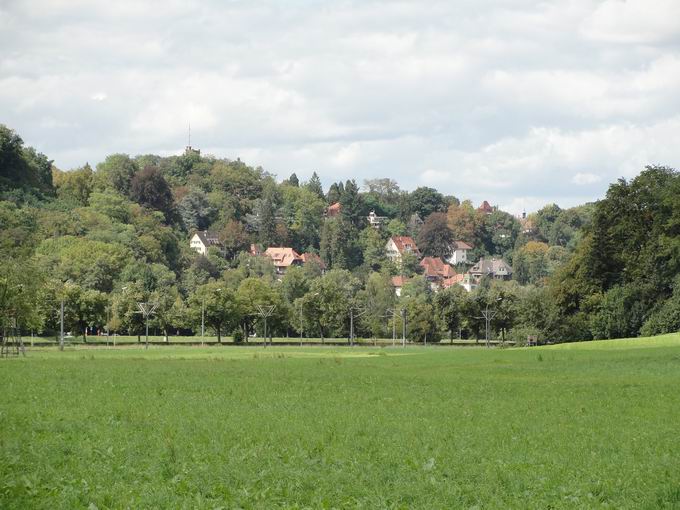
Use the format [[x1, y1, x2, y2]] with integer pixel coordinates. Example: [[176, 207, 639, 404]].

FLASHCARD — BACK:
[[385, 236, 421, 264], [190, 231, 222, 255], [300, 252, 327, 273], [419, 257, 457, 290], [468, 257, 512, 285], [367, 210, 387, 229], [391, 275, 409, 297], [442, 273, 464, 290], [477, 200, 494, 214], [264, 247, 303, 276], [326, 202, 341, 217], [446, 240, 473, 265]]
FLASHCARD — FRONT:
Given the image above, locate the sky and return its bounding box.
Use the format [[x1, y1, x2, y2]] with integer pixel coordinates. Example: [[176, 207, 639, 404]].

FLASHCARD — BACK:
[[1, 0, 680, 213]]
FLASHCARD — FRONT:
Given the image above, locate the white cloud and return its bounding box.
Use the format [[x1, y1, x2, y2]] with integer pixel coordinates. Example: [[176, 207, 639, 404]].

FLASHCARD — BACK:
[[572, 172, 602, 185], [0, 0, 679, 212], [581, 0, 680, 44]]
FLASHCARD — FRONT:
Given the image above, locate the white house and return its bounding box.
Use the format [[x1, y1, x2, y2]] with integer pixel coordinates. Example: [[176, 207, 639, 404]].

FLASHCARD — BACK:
[[190, 231, 222, 255], [367, 210, 387, 229], [385, 236, 421, 264], [446, 240, 473, 265]]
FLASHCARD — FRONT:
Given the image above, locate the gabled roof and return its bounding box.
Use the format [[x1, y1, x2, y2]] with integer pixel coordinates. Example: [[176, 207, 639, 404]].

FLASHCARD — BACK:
[[193, 230, 222, 247], [391, 275, 409, 288], [478, 200, 494, 214], [453, 240, 473, 250], [442, 274, 464, 288], [388, 236, 421, 257], [327, 202, 341, 217], [264, 247, 302, 268], [301, 252, 326, 270], [419, 257, 457, 279], [468, 257, 512, 275]]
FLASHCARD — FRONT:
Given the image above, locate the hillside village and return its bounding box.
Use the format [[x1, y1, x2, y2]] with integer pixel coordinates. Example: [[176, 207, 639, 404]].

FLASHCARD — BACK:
[[3, 123, 680, 345], [191, 203, 513, 296]]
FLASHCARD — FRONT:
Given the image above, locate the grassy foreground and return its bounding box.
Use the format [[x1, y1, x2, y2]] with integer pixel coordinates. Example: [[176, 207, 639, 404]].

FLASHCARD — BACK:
[[2, 336, 680, 508]]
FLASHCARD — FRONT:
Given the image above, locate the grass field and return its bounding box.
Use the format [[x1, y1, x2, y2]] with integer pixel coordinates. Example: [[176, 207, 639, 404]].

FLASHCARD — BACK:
[[2, 335, 680, 508]]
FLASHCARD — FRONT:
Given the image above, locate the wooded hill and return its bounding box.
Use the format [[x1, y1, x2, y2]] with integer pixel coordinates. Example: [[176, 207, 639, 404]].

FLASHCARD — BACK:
[[1, 124, 677, 343]]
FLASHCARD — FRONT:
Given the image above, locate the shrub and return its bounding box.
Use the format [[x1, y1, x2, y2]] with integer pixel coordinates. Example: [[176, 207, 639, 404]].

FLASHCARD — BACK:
[[232, 328, 244, 343]]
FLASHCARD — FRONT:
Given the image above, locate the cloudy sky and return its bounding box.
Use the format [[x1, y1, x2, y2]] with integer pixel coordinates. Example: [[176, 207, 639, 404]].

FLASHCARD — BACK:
[[1, 0, 679, 213]]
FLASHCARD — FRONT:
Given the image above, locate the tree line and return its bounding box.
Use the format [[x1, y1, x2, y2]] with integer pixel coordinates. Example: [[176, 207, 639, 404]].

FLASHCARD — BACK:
[[1, 124, 677, 343]]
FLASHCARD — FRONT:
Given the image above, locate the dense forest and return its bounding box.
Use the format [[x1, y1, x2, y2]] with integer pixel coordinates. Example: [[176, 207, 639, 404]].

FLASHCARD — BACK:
[[1, 124, 678, 343]]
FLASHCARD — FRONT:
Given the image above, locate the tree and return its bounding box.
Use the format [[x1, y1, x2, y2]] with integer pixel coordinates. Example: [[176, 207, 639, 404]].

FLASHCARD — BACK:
[[150, 286, 183, 341], [417, 212, 454, 259], [305, 172, 324, 199], [359, 271, 395, 338], [513, 241, 550, 285], [385, 218, 407, 237], [286, 173, 299, 187], [236, 278, 286, 339], [434, 285, 467, 341], [406, 213, 424, 239], [408, 187, 446, 218], [0, 124, 54, 195], [298, 270, 359, 340], [359, 226, 386, 271], [94, 154, 138, 195], [447, 200, 478, 243], [129, 166, 174, 220], [177, 188, 215, 231], [340, 179, 363, 227], [320, 217, 362, 270], [189, 282, 240, 343], [255, 193, 277, 248], [53, 164, 94, 206], [219, 220, 250, 261], [280, 266, 310, 306]]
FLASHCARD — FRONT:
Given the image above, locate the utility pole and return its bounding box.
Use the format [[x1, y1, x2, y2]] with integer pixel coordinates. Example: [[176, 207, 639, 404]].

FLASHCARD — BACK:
[[349, 306, 367, 347], [298, 302, 304, 347], [386, 309, 399, 347], [135, 302, 158, 350], [255, 305, 276, 347], [59, 298, 64, 351], [477, 297, 502, 348], [201, 298, 205, 346], [401, 308, 407, 347]]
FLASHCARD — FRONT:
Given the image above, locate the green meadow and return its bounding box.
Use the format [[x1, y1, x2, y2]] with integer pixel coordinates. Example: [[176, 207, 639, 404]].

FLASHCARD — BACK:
[[2, 336, 680, 509]]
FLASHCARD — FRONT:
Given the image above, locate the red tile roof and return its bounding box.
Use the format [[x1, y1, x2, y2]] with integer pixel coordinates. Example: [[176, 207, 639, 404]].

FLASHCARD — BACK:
[[327, 202, 341, 217], [390, 236, 421, 257], [391, 275, 409, 287], [264, 247, 302, 268], [442, 274, 464, 288], [420, 257, 457, 279], [301, 252, 326, 270], [478, 200, 494, 214], [453, 240, 473, 250]]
